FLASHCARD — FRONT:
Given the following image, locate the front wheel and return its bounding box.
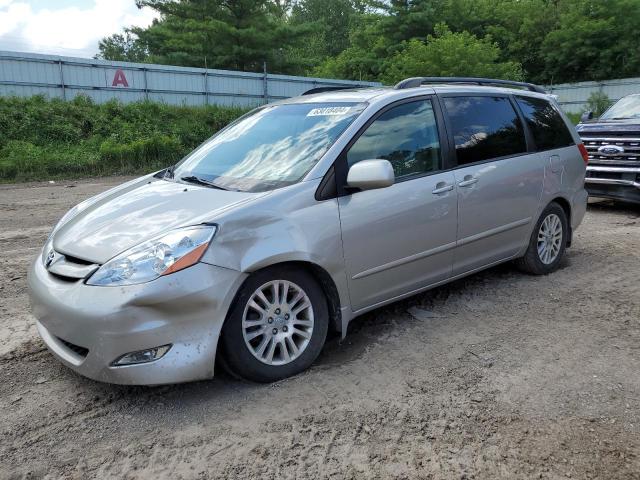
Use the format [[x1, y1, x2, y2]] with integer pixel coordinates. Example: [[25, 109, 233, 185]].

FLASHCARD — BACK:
[[515, 202, 569, 275], [220, 266, 329, 382]]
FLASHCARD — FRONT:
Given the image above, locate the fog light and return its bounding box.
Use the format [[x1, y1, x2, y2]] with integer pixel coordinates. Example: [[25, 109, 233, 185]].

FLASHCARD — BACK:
[[111, 344, 171, 366]]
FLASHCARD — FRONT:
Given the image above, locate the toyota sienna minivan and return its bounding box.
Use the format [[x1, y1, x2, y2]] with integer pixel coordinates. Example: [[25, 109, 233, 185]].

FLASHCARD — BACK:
[[28, 77, 589, 385]]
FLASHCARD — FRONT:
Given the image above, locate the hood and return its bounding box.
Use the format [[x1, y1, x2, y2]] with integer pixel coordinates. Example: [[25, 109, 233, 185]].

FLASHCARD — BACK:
[[577, 119, 640, 133], [53, 178, 263, 264]]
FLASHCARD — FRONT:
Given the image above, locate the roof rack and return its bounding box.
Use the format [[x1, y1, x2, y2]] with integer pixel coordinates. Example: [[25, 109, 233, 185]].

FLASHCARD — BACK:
[[394, 77, 547, 94], [302, 85, 365, 96]]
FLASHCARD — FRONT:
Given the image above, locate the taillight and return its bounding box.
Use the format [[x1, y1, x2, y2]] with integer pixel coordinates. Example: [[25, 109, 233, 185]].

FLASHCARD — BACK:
[[578, 143, 589, 164]]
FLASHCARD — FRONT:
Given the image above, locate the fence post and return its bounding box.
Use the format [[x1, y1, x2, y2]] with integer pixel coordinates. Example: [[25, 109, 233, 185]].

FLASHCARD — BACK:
[[143, 67, 149, 101], [58, 59, 66, 100], [263, 61, 268, 104], [203, 70, 209, 106]]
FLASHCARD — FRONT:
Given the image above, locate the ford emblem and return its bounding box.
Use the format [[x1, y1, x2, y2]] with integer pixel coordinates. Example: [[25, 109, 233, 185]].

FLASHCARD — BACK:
[[598, 145, 625, 156]]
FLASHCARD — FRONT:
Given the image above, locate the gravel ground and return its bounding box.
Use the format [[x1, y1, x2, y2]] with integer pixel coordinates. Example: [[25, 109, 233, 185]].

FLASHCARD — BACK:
[[0, 177, 639, 480]]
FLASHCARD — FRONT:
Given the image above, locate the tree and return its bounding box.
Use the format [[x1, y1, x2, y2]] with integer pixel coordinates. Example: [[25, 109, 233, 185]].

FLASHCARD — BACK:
[[100, 0, 306, 73], [96, 32, 148, 62], [312, 11, 390, 80], [290, 0, 358, 58], [585, 91, 612, 117], [95, 0, 640, 84], [540, 0, 640, 83], [376, 0, 445, 48], [380, 24, 523, 84]]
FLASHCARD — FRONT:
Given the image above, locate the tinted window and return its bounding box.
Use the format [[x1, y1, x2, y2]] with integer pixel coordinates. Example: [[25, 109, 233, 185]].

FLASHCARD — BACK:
[[516, 96, 574, 150], [347, 100, 441, 179], [444, 96, 527, 165]]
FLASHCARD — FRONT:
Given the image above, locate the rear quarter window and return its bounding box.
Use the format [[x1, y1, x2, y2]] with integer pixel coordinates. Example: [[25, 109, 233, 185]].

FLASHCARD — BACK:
[[515, 96, 574, 151]]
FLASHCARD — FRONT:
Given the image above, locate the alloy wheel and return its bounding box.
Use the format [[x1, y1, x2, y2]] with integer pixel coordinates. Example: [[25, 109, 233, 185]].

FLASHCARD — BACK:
[[242, 280, 314, 366], [537, 213, 563, 265]]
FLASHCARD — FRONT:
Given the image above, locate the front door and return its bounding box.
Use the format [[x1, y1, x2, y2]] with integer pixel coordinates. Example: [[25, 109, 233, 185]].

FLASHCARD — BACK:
[[441, 95, 545, 276], [337, 98, 458, 311]]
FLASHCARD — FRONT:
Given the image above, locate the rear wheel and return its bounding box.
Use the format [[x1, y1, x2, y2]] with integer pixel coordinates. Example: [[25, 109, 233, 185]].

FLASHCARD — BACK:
[[515, 202, 568, 275], [220, 266, 328, 382]]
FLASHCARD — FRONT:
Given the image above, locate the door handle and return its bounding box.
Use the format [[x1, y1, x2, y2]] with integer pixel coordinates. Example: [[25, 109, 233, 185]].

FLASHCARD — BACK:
[[432, 182, 454, 194], [458, 176, 478, 187]]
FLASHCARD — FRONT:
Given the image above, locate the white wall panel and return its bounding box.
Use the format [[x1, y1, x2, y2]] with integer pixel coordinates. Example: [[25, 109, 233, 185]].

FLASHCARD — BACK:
[[0, 51, 379, 107]]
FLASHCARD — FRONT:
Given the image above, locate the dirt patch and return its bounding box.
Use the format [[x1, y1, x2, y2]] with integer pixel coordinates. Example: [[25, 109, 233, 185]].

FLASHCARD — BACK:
[[0, 178, 638, 479]]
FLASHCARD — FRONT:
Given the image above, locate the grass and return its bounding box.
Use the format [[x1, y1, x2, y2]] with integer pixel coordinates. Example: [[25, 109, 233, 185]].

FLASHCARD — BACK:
[[565, 111, 582, 125], [0, 95, 247, 182], [0, 94, 585, 183]]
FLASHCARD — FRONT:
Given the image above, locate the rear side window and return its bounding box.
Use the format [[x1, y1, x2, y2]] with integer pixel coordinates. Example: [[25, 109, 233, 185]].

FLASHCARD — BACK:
[[443, 96, 527, 165], [515, 96, 575, 151], [346, 100, 441, 179]]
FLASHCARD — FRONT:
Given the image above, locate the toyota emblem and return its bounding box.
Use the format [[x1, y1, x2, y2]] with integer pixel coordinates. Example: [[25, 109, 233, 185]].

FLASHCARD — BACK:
[[45, 249, 56, 268]]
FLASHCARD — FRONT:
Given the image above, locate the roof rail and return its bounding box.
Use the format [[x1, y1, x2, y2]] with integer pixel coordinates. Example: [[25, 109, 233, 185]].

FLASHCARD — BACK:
[[302, 86, 358, 96], [302, 84, 377, 95], [394, 77, 547, 94]]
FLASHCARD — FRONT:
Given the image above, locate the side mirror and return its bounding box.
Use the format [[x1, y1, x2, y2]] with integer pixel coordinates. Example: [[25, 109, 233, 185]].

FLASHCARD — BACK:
[[580, 110, 594, 122], [346, 159, 395, 191]]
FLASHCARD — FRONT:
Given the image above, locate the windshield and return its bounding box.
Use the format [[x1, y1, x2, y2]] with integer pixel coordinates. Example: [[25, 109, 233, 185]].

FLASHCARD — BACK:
[[171, 102, 366, 192], [600, 95, 640, 120]]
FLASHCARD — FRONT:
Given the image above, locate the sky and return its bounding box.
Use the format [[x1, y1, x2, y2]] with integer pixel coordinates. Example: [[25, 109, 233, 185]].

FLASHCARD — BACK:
[[0, 0, 158, 58]]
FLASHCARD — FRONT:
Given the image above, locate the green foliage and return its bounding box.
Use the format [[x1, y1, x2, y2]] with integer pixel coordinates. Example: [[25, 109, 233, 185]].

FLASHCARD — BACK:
[[97, 0, 307, 73], [96, 32, 148, 62], [565, 112, 583, 125], [97, 0, 640, 85], [0, 95, 246, 182], [98, 135, 184, 171], [540, 0, 640, 84], [380, 24, 523, 84], [312, 0, 640, 84], [312, 12, 392, 81], [584, 91, 613, 117], [290, 0, 358, 57]]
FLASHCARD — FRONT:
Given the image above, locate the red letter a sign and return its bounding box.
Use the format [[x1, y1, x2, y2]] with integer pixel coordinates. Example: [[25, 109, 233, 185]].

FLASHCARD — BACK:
[[112, 69, 129, 87]]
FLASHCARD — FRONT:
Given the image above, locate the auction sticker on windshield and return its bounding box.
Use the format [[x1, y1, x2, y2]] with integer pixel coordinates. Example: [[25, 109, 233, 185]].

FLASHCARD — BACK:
[[307, 106, 353, 116]]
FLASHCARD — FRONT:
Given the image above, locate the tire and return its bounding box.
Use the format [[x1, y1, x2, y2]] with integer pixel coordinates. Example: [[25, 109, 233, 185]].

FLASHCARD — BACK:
[[515, 202, 569, 275], [220, 266, 329, 382]]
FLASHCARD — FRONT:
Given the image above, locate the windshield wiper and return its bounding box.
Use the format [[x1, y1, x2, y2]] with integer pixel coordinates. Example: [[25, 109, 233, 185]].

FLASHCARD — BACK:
[[180, 175, 228, 190]]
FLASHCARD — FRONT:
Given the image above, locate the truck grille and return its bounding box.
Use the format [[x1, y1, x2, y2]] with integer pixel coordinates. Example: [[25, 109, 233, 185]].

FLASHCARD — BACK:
[[580, 136, 640, 165]]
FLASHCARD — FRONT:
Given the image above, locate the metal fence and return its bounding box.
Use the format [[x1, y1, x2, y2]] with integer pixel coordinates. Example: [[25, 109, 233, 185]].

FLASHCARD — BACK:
[[548, 78, 640, 114], [0, 50, 379, 107], [3, 50, 639, 113]]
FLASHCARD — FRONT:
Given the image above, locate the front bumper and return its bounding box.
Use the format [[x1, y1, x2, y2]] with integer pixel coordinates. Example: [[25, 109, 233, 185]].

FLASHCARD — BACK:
[[585, 165, 640, 204], [28, 257, 246, 385]]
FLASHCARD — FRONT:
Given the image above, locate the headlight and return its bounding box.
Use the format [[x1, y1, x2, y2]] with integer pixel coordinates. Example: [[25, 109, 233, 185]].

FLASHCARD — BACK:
[[86, 225, 216, 286]]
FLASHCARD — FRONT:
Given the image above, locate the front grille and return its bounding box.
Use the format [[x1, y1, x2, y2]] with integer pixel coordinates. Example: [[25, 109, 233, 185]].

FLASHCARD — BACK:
[[62, 254, 95, 266], [56, 337, 89, 357], [580, 135, 640, 165], [48, 272, 81, 283], [586, 170, 624, 180], [46, 250, 98, 281]]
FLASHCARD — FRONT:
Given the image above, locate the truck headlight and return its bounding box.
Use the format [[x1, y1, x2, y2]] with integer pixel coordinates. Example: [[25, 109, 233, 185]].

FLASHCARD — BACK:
[[86, 225, 216, 286]]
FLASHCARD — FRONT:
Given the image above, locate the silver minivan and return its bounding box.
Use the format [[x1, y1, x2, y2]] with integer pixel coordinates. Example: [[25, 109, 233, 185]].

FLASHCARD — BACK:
[[28, 77, 589, 385]]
